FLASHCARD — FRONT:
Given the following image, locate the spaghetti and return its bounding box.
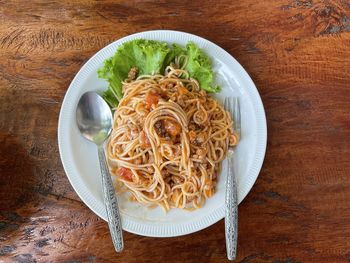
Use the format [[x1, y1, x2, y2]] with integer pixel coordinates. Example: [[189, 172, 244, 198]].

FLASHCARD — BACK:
[[107, 62, 238, 212]]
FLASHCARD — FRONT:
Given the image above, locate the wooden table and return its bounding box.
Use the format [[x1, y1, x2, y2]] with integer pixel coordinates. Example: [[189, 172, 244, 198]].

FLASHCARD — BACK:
[[1, 1, 350, 262]]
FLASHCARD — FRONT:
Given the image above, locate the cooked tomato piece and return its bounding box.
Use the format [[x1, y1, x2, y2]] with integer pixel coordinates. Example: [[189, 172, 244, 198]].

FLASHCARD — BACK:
[[117, 167, 133, 182], [145, 92, 161, 109], [139, 130, 151, 148], [163, 119, 182, 137], [177, 86, 188, 95]]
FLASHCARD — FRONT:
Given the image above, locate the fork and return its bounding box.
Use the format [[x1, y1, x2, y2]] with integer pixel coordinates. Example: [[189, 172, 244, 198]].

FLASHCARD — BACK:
[[224, 97, 241, 261]]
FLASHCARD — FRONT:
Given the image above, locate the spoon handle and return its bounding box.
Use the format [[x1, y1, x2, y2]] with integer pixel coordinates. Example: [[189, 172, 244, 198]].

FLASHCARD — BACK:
[[98, 146, 124, 252]]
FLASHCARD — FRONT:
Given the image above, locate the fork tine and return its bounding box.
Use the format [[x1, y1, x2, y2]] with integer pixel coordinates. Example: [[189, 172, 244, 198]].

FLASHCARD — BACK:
[[226, 98, 233, 120], [224, 98, 231, 117], [224, 97, 241, 139], [230, 98, 236, 126], [234, 97, 241, 138], [224, 97, 230, 112]]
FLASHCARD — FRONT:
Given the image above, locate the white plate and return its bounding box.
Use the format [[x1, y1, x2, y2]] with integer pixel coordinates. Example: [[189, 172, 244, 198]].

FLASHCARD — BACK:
[[58, 30, 267, 237]]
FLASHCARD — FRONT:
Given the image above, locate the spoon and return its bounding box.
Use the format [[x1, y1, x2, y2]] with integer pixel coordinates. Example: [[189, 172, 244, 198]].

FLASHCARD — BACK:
[[76, 91, 123, 252]]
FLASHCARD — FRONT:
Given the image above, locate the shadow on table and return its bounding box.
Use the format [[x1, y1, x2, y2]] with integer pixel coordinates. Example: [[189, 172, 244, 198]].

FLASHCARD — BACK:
[[0, 133, 38, 235]]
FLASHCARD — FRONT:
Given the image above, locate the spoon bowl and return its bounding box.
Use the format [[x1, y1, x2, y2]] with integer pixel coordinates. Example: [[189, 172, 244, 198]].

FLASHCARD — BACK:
[[76, 91, 113, 145]]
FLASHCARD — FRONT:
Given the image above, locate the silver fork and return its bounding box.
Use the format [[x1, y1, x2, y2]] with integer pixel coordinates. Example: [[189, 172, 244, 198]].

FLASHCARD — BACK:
[[224, 97, 241, 261]]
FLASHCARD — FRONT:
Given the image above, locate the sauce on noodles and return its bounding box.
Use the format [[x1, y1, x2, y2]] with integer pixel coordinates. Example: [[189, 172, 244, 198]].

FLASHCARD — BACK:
[[107, 63, 238, 212]]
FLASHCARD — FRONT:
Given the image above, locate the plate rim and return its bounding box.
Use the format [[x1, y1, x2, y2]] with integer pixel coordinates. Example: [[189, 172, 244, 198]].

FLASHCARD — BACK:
[[58, 30, 267, 237]]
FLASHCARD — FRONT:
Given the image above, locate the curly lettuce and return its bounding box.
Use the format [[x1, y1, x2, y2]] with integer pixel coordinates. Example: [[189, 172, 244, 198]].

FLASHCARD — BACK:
[[98, 39, 219, 107], [184, 42, 220, 93]]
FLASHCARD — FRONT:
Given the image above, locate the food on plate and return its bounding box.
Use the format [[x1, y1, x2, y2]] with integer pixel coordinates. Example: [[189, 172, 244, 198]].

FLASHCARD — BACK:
[[98, 39, 238, 211]]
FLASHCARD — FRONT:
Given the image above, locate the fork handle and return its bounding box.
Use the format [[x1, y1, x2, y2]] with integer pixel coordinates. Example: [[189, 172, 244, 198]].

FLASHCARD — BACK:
[[98, 146, 124, 252], [225, 152, 238, 260]]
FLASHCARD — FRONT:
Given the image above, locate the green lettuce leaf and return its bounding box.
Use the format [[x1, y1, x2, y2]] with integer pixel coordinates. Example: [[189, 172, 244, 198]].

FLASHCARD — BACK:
[[184, 42, 220, 93], [162, 43, 186, 72], [98, 39, 220, 107], [98, 39, 170, 107]]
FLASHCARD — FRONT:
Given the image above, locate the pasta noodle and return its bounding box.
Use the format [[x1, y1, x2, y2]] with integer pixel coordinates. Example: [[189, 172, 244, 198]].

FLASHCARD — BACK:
[[107, 64, 238, 212]]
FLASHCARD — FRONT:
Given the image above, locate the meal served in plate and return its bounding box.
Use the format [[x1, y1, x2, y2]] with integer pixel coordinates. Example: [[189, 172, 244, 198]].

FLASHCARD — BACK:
[[98, 39, 238, 212]]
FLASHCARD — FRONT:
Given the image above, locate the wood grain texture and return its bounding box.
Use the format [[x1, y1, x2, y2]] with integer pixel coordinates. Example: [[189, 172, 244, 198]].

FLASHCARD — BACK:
[[1, 0, 350, 262]]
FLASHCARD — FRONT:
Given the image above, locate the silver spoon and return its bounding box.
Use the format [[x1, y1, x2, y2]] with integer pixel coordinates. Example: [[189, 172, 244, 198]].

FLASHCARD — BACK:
[[76, 91, 123, 252]]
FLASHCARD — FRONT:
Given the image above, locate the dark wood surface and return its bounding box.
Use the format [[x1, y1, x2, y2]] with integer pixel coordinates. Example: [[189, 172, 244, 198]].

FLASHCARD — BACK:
[[1, 0, 350, 262]]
